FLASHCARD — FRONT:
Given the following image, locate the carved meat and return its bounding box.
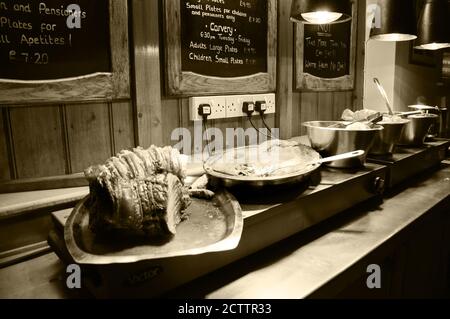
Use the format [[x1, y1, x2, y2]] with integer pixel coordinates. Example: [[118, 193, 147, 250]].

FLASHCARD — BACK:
[[84, 146, 190, 237]]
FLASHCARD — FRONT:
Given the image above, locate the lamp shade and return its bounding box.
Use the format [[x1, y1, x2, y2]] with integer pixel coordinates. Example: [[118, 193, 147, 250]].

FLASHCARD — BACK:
[[415, 0, 450, 50], [370, 0, 417, 41], [290, 0, 352, 24]]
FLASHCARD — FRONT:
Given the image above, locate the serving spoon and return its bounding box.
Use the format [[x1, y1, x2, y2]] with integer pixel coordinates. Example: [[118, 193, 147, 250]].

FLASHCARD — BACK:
[[373, 78, 394, 116], [259, 150, 366, 176]]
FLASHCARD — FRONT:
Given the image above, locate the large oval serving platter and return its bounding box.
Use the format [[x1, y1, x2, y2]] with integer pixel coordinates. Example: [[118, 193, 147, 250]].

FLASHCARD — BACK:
[[64, 190, 243, 265]]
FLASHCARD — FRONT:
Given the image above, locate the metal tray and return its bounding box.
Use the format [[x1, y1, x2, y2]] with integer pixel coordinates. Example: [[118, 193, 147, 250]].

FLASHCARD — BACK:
[[204, 143, 322, 188], [64, 190, 243, 265]]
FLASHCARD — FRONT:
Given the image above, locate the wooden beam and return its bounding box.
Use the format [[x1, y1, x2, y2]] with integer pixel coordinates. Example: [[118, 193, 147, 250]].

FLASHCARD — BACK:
[[276, 0, 294, 139], [354, 0, 367, 110], [131, 0, 164, 147]]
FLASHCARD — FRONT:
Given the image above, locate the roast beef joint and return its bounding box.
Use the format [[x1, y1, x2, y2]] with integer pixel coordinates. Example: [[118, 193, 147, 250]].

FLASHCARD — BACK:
[[84, 146, 191, 238]]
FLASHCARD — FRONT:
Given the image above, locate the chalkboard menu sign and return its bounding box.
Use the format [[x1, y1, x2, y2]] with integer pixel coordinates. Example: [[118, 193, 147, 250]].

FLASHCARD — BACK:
[[0, 0, 129, 105], [0, 0, 111, 80], [295, 3, 357, 91], [164, 0, 277, 96], [180, 0, 267, 78], [303, 22, 351, 79]]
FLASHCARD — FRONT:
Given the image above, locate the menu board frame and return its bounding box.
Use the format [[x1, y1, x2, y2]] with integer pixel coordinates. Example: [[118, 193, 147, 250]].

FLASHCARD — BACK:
[[0, 0, 130, 105], [164, 0, 277, 96], [294, 2, 357, 92]]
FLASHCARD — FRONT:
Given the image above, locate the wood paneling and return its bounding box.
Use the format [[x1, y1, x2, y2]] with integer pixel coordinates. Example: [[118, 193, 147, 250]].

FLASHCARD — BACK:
[[333, 92, 353, 121], [276, 0, 295, 139], [65, 103, 112, 173], [299, 93, 319, 135], [9, 106, 66, 179], [0, 110, 11, 181], [132, 0, 163, 148], [354, 0, 366, 110], [178, 98, 195, 154], [318, 93, 334, 121], [110, 101, 135, 153], [161, 98, 181, 147]]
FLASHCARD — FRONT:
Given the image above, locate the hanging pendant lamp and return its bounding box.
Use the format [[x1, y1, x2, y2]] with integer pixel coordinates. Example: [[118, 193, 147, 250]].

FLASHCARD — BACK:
[[414, 0, 450, 50], [370, 0, 417, 41], [290, 0, 352, 24]]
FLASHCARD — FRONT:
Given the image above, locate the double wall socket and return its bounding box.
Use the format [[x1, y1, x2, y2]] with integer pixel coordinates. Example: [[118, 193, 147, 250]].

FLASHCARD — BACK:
[[188, 96, 226, 121], [189, 93, 276, 121]]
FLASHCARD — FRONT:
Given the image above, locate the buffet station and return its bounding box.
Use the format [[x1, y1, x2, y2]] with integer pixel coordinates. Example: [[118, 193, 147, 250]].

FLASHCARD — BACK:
[[47, 103, 450, 298]]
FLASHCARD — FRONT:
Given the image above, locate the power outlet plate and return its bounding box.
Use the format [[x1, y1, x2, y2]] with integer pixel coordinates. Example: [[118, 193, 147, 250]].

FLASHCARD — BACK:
[[227, 93, 276, 119], [189, 96, 226, 121], [189, 94, 276, 121], [228, 95, 254, 118]]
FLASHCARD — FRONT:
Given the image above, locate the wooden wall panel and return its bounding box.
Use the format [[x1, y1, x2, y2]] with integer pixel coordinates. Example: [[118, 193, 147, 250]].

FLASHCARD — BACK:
[[111, 101, 135, 153], [276, 0, 295, 139], [290, 92, 302, 137], [318, 93, 334, 121], [9, 106, 66, 179], [179, 98, 194, 154], [354, 0, 366, 110], [333, 92, 352, 121], [65, 103, 112, 173], [299, 93, 319, 135], [0, 110, 11, 181], [213, 118, 244, 150], [161, 98, 181, 147], [132, 0, 163, 148]]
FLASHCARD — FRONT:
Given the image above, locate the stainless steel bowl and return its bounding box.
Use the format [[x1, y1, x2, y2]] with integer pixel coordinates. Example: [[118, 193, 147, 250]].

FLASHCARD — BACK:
[[369, 120, 410, 155], [398, 114, 439, 146], [303, 121, 383, 168]]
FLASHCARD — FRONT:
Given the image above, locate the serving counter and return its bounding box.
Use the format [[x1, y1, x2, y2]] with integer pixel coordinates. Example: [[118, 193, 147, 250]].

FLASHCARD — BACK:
[[0, 142, 449, 299]]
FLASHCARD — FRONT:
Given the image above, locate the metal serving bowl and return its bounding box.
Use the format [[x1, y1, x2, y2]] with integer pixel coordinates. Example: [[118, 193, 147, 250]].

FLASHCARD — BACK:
[[303, 121, 383, 168], [369, 119, 410, 155], [398, 114, 439, 146]]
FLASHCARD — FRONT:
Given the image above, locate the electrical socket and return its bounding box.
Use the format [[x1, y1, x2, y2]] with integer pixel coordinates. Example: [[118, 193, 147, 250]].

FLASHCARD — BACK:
[[189, 96, 226, 121], [226, 94, 276, 119], [224, 97, 240, 118], [226, 95, 254, 118], [262, 93, 276, 115], [189, 94, 276, 121]]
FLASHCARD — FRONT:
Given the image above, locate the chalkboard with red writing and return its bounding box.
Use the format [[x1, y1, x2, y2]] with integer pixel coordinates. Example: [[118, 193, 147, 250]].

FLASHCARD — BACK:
[[303, 22, 351, 79], [179, 0, 268, 78], [0, 0, 111, 80]]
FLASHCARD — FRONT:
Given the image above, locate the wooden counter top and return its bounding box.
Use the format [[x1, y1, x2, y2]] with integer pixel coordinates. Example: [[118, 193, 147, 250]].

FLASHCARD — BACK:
[[1, 163, 449, 298], [0, 187, 88, 220]]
